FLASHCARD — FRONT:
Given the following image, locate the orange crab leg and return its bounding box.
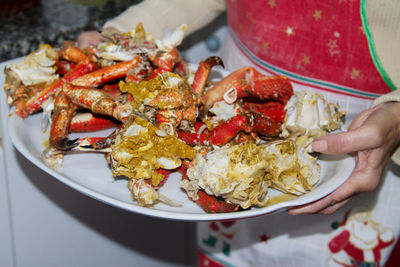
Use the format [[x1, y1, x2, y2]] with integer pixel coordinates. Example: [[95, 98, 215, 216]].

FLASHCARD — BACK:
[[235, 76, 293, 104], [55, 60, 76, 75], [202, 66, 260, 111], [191, 56, 224, 97], [148, 58, 174, 80], [50, 91, 77, 150], [179, 165, 239, 213], [177, 114, 250, 146], [69, 112, 119, 132], [173, 59, 189, 78], [156, 109, 183, 135], [195, 190, 240, 213], [59, 42, 90, 63], [16, 61, 97, 118], [71, 56, 144, 87], [62, 83, 132, 122]]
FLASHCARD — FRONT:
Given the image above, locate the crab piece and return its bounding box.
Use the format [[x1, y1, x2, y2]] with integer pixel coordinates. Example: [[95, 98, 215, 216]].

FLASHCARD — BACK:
[[71, 55, 145, 87], [177, 114, 251, 146], [222, 75, 293, 105], [4, 44, 59, 104], [69, 112, 119, 132], [178, 165, 239, 213], [58, 41, 91, 64], [191, 56, 224, 98], [281, 91, 345, 138], [201, 66, 261, 112], [200, 66, 294, 138], [16, 60, 97, 118], [49, 90, 77, 150], [47, 83, 132, 151], [120, 71, 197, 134], [95, 22, 157, 64], [55, 60, 76, 75], [93, 23, 187, 79], [61, 83, 133, 122], [109, 116, 197, 206], [181, 136, 319, 210]]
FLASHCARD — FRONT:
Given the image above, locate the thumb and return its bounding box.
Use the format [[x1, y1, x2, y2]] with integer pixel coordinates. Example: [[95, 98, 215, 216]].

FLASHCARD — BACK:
[[312, 126, 379, 155]]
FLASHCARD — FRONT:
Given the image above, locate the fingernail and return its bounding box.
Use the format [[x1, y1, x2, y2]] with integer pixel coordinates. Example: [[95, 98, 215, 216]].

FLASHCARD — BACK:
[[312, 140, 327, 152]]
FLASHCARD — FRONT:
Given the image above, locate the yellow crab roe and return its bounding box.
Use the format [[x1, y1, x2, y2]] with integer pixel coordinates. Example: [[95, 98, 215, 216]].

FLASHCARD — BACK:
[[111, 116, 196, 186], [119, 72, 192, 110]]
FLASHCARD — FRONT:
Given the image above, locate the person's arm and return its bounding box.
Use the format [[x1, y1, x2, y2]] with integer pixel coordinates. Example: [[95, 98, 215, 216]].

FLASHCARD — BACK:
[[103, 0, 226, 39], [289, 1, 400, 215], [78, 0, 225, 49]]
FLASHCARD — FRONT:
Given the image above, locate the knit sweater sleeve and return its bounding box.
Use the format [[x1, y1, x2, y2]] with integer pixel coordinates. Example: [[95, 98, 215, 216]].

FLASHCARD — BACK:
[[372, 90, 400, 165], [103, 0, 226, 40], [366, 0, 400, 165]]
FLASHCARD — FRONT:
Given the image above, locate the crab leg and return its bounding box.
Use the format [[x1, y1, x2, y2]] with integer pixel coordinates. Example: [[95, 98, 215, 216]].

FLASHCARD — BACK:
[[49, 91, 77, 150], [71, 55, 144, 87], [156, 109, 183, 135], [69, 112, 119, 132], [16, 61, 96, 118], [243, 101, 286, 137], [224, 76, 293, 105], [58, 42, 91, 63], [62, 83, 132, 122], [191, 56, 224, 97], [148, 57, 174, 80], [179, 165, 239, 213], [202, 66, 260, 112], [177, 114, 250, 146], [55, 60, 76, 75], [195, 190, 240, 213]]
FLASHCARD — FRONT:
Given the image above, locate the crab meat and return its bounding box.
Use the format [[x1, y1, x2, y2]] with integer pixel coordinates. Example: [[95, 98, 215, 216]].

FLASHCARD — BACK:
[[281, 91, 345, 138], [155, 24, 187, 52], [182, 136, 319, 209], [182, 91, 345, 209], [109, 116, 196, 203], [4, 44, 59, 88], [120, 71, 197, 134]]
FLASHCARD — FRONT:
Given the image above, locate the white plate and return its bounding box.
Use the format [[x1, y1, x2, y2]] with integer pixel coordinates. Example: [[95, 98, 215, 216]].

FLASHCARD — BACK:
[[4, 63, 355, 221], [7, 110, 355, 222]]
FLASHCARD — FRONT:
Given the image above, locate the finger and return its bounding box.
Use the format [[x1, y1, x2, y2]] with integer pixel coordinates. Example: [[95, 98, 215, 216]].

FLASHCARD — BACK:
[[347, 108, 375, 131], [312, 125, 381, 154], [288, 186, 353, 215], [289, 162, 381, 215], [319, 198, 352, 214], [289, 169, 360, 215]]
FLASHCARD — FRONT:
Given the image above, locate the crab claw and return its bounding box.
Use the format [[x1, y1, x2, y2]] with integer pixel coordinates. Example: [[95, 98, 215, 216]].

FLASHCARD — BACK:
[[53, 137, 80, 151], [192, 56, 224, 97], [200, 66, 259, 118]]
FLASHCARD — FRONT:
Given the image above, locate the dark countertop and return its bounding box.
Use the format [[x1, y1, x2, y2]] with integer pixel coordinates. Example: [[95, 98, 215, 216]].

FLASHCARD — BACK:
[[0, 0, 140, 62]]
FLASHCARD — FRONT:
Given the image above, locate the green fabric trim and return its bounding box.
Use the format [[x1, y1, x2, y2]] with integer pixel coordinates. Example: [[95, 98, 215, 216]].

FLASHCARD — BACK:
[[360, 0, 397, 91]]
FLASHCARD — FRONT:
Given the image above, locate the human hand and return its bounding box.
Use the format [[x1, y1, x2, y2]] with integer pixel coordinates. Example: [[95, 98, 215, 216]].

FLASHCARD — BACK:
[[289, 101, 400, 215], [77, 31, 104, 50]]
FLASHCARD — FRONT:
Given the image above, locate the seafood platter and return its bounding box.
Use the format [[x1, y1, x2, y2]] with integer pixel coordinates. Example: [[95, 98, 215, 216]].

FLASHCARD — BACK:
[[2, 23, 354, 221]]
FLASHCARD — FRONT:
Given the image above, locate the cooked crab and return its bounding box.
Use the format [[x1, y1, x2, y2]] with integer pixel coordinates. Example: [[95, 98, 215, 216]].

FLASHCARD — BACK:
[[109, 116, 196, 206], [181, 91, 345, 209]]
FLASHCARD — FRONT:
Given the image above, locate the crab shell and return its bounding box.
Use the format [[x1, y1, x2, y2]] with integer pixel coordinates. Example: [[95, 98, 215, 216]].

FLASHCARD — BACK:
[[182, 136, 319, 209], [281, 91, 345, 138], [109, 116, 196, 188], [4, 44, 59, 89]]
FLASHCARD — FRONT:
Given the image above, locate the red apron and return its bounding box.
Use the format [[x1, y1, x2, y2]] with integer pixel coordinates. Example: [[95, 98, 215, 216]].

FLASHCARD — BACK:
[[226, 0, 392, 99]]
